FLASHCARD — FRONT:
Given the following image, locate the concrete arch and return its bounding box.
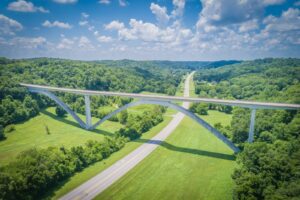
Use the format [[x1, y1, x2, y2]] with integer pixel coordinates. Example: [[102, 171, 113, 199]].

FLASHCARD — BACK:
[[92, 100, 240, 153], [29, 89, 87, 129]]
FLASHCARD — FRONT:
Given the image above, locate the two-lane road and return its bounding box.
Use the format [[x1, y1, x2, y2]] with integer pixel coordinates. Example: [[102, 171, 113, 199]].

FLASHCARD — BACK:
[[59, 72, 194, 200]]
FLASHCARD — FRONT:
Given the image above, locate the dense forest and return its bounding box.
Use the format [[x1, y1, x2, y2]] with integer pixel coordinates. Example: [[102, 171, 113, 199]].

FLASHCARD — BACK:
[[0, 57, 188, 129], [193, 58, 300, 199]]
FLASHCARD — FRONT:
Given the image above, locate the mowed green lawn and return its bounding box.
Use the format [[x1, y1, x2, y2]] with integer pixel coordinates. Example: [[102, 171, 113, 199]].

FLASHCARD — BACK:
[[0, 107, 123, 164], [96, 110, 236, 200]]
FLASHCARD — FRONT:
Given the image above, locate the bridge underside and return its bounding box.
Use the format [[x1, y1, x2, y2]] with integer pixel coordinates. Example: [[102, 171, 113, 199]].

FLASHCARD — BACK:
[[30, 88, 243, 153]]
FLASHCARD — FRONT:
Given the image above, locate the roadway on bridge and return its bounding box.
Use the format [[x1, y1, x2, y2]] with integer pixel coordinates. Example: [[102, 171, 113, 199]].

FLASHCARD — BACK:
[[59, 72, 194, 200], [21, 83, 300, 110]]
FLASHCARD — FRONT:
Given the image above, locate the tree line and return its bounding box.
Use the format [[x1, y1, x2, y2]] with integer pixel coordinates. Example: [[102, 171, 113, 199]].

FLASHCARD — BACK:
[[0, 136, 127, 199]]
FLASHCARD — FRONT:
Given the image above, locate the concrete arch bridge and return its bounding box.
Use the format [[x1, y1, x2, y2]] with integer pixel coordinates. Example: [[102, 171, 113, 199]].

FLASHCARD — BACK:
[[21, 83, 300, 153]]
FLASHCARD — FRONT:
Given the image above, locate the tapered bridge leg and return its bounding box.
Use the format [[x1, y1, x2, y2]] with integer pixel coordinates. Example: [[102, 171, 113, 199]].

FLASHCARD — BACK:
[[85, 95, 92, 130], [248, 109, 256, 143]]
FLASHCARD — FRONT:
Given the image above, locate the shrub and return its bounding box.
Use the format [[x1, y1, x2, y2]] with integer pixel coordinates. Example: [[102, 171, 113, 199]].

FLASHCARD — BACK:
[[55, 106, 67, 117], [118, 110, 128, 124], [190, 103, 208, 115], [45, 125, 50, 135], [4, 125, 15, 133], [0, 125, 5, 140]]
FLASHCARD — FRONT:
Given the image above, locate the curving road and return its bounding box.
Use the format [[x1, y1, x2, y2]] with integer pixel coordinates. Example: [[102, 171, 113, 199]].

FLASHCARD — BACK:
[[59, 72, 194, 200]]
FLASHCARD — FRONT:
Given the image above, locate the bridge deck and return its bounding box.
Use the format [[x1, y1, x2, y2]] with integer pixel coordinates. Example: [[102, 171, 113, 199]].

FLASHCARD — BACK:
[[20, 83, 300, 110]]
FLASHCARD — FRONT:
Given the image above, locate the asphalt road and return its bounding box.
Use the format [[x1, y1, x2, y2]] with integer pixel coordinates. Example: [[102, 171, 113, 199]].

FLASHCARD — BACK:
[[59, 72, 194, 200]]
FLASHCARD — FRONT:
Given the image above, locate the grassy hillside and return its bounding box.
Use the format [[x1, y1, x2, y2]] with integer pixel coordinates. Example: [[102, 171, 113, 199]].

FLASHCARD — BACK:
[[0, 107, 123, 164], [96, 110, 235, 200]]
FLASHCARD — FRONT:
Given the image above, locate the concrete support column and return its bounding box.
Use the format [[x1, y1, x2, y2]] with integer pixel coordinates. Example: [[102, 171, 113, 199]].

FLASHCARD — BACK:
[[248, 109, 256, 143], [85, 95, 92, 130]]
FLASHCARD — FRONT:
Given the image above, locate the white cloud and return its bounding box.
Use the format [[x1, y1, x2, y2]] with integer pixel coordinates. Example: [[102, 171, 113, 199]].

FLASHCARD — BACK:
[[110, 44, 127, 52], [120, 19, 160, 41], [99, 0, 110, 4], [105, 20, 125, 30], [197, 0, 265, 27], [263, 8, 300, 32], [239, 20, 259, 32], [190, 5, 300, 58], [81, 12, 89, 19], [79, 20, 88, 26], [42, 20, 72, 29], [119, 0, 127, 7], [78, 36, 95, 50], [197, 0, 288, 29], [0, 14, 23, 35], [94, 31, 99, 36], [88, 26, 95, 31], [57, 38, 74, 49], [150, 3, 170, 24], [52, 0, 77, 4], [10, 36, 47, 49], [7, 0, 49, 13], [171, 0, 185, 17], [97, 35, 113, 43], [107, 18, 193, 47]]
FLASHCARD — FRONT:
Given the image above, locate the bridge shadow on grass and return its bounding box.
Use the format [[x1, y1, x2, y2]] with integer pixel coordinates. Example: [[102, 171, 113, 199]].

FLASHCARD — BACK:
[[133, 138, 236, 161], [40, 110, 114, 137]]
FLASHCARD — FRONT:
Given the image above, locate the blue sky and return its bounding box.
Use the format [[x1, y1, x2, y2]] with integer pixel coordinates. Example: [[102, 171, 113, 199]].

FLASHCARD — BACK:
[[0, 0, 299, 61]]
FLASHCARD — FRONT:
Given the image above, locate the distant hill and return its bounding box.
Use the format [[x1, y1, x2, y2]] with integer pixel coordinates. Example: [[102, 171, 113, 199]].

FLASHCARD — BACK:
[[94, 59, 241, 70], [201, 60, 241, 68]]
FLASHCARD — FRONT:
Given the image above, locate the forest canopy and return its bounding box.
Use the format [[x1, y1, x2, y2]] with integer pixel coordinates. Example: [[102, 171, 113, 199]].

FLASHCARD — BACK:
[[0, 58, 188, 128]]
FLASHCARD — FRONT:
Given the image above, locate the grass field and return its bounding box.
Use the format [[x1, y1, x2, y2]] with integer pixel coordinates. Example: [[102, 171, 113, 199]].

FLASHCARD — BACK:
[[0, 107, 123, 164], [0, 100, 168, 165], [96, 110, 235, 200]]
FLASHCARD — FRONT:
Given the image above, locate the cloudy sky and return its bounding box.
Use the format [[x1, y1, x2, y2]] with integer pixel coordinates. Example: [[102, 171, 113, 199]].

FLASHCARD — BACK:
[[0, 0, 299, 60]]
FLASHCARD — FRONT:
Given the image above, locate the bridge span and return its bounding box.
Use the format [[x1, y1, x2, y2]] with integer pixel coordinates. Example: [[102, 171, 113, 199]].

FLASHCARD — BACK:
[[21, 82, 300, 153]]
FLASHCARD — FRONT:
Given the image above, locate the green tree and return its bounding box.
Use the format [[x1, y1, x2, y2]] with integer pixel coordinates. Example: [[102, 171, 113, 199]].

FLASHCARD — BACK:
[[118, 110, 128, 124], [55, 106, 67, 117], [0, 125, 5, 140]]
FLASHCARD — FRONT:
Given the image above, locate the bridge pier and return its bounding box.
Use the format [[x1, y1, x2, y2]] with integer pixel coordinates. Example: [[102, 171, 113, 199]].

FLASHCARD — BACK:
[[84, 95, 92, 130], [248, 109, 256, 143]]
